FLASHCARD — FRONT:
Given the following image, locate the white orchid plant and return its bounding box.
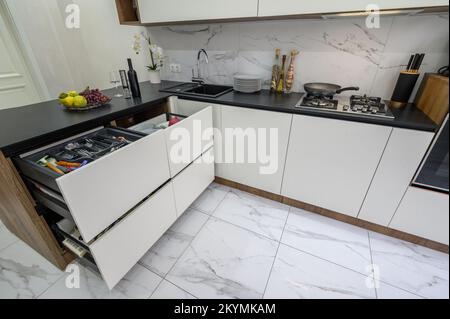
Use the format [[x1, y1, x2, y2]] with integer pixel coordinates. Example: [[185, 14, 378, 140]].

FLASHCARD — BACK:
[[133, 32, 164, 71]]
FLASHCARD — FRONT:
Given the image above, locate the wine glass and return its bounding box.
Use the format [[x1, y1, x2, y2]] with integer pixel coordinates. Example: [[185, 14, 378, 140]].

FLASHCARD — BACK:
[[109, 71, 123, 97]]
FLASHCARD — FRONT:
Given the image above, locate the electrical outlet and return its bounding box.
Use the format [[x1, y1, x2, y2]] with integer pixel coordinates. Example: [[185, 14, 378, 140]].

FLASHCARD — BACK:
[[169, 64, 181, 73]]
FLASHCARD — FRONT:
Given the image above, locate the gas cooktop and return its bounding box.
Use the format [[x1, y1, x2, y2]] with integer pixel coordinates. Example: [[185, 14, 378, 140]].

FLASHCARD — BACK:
[[295, 94, 395, 120]]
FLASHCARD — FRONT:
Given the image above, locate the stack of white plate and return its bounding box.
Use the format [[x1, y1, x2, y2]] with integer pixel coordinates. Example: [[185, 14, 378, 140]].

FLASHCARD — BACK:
[[233, 75, 262, 93]]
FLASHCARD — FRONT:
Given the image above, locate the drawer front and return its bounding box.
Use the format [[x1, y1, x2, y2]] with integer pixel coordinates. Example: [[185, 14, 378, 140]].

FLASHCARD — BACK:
[[390, 187, 449, 245], [165, 106, 213, 177], [57, 130, 170, 242], [172, 147, 215, 216], [90, 182, 177, 289]]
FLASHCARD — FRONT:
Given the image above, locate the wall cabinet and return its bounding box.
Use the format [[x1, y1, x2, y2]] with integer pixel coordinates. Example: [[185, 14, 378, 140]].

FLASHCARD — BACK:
[[358, 128, 434, 226], [116, 0, 448, 25], [390, 187, 449, 245], [138, 0, 258, 24], [282, 115, 391, 217], [257, 0, 449, 17], [219, 105, 292, 194]]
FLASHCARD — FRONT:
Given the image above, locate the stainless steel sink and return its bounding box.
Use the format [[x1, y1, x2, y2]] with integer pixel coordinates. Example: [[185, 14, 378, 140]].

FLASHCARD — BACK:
[[160, 83, 233, 98]]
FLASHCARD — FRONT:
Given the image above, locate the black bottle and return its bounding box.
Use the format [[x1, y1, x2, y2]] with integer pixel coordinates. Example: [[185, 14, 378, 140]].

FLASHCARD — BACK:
[[127, 58, 141, 98]]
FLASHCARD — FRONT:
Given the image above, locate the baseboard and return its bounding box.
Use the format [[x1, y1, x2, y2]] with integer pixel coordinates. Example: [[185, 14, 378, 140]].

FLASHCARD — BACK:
[[214, 177, 449, 254]]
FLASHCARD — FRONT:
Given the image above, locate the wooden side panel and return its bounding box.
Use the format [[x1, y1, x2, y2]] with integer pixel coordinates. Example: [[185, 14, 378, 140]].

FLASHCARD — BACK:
[[0, 151, 68, 269], [115, 0, 140, 24]]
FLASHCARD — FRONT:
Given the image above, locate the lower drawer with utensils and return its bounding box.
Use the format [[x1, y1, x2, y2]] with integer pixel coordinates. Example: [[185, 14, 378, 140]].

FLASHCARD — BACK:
[[50, 181, 177, 289], [12, 106, 215, 289], [27, 178, 74, 222], [15, 127, 171, 243]]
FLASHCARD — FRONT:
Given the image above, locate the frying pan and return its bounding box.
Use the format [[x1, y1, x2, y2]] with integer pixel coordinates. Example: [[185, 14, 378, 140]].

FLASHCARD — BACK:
[[304, 83, 360, 96]]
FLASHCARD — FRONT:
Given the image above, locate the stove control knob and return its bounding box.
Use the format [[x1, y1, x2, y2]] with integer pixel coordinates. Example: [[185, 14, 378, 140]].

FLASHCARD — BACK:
[[343, 105, 349, 111], [362, 107, 368, 113], [372, 108, 378, 114]]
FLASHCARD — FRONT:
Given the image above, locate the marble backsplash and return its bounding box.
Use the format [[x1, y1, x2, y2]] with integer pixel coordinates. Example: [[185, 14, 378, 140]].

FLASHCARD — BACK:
[[147, 14, 449, 100]]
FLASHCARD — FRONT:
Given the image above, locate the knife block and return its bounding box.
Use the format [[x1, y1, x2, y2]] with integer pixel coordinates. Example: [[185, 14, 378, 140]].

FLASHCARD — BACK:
[[414, 73, 449, 125], [390, 71, 420, 109]]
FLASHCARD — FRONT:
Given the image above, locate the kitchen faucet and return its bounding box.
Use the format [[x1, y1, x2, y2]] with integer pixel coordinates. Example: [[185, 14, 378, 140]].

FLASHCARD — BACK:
[[192, 49, 209, 84]]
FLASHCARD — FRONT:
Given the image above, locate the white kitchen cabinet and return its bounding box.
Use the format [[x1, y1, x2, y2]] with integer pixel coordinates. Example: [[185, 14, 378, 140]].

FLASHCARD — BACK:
[[282, 115, 391, 217], [258, 0, 449, 17], [219, 105, 292, 194], [172, 147, 215, 215], [390, 187, 449, 245], [358, 128, 434, 225], [56, 130, 170, 242], [174, 98, 224, 177], [90, 181, 177, 289], [138, 0, 258, 24], [165, 106, 213, 177]]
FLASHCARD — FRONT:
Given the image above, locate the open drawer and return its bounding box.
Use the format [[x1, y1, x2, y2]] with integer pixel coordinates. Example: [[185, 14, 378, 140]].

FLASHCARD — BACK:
[[172, 147, 215, 215], [131, 107, 214, 178], [54, 181, 177, 289], [15, 127, 171, 242]]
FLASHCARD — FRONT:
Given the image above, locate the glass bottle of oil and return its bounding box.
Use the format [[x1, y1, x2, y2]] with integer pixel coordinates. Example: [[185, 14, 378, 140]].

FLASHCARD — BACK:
[[270, 49, 281, 92], [276, 55, 287, 94]]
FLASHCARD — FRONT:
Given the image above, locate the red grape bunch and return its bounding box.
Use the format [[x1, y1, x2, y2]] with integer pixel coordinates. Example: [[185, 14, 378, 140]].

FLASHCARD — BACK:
[[80, 87, 111, 106]]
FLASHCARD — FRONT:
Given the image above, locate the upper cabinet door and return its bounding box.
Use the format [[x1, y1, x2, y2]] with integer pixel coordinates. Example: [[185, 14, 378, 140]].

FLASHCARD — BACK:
[[138, 0, 258, 24], [258, 0, 449, 17]]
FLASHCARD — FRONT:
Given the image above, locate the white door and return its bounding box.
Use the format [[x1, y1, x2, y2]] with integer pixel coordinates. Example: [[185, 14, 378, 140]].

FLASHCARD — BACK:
[[281, 115, 391, 217], [390, 187, 449, 245], [219, 105, 292, 194], [0, 3, 39, 109]]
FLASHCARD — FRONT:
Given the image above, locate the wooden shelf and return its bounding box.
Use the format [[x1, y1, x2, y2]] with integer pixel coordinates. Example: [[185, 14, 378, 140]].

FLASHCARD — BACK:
[[115, 0, 141, 25]]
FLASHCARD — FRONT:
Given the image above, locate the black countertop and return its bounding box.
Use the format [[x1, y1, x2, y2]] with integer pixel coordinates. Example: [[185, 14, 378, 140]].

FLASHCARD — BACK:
[[0, 83, 171, 157], [1, 80, 437, 157], [177, 88, 437, 133]]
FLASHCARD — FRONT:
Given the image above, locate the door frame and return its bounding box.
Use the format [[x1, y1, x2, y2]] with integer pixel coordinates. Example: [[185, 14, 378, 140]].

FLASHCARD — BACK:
[[0, 0, 49, 101]]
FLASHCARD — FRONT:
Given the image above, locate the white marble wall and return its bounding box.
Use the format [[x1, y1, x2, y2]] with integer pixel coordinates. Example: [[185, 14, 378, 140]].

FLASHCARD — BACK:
[[148, 14, 448, 100]]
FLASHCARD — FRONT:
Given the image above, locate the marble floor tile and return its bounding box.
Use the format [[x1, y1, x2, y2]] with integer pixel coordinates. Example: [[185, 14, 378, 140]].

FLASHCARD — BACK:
[[264, 244, 376, 299], [376, 282, 423, 299], [140, 208, 209, 277], [190, 183, 230, 214], [0, 223, 18, 251], [213, 188, 289, 241], [370, 232, 449, 299], [281, 208, 372, 274], [151, 280, 197, 299], [39, 263, 162, 299], [0, 241, 63, 299], [166, 217, 278, 299]]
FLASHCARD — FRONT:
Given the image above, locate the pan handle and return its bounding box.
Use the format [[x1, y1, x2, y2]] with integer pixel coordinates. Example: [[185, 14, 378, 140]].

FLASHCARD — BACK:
[[336, 86, 359, 94]]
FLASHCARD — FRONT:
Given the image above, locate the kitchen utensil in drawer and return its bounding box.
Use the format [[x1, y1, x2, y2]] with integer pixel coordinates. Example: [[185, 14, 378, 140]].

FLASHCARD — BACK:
[[414, 73, 449, 125], [15, 127, 145, 193], [234, 75, 262, 93], [389, 71, 420, 108]]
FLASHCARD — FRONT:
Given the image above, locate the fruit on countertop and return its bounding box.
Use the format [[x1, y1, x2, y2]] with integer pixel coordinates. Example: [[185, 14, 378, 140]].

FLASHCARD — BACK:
[[58, 87, 110, 108], [73, 95, 88, 108], [60, 96, 74, 107], [80, 87, 111, 105]]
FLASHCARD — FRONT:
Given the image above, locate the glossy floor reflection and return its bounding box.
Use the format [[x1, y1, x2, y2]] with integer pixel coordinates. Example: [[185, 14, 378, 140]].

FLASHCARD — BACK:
[[0, 183, 448, 299]]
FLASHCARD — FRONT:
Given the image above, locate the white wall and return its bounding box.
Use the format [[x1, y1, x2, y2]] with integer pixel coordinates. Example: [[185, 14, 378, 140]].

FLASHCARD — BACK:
[[149, 14, 449, 100], [7, 0, 151, 100]]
